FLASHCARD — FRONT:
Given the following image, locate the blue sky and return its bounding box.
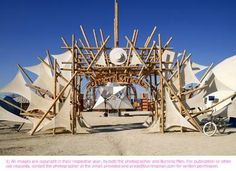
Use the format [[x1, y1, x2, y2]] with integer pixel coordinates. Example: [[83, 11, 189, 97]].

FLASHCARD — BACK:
[[0, 0, 236, 87]]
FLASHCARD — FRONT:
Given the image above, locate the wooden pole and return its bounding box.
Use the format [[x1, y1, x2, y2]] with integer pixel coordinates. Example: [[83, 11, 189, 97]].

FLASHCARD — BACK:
[[114, 0, 119, 47], [177, 61, 183, 132], [157, 70, 203, 132], [158, 34, 165, 133], [30, 71, 78, 135], [93, 29, 99, 48], [53, 58, 57, 135], [200, 63, 214, 83], [87, 36, 110, 70], [0, 97, 26, 113], [71, 34, 76, 134]]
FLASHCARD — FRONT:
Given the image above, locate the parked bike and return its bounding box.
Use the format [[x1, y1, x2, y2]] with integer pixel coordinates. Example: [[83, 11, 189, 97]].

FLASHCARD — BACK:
[[203, 114, 227, 136]]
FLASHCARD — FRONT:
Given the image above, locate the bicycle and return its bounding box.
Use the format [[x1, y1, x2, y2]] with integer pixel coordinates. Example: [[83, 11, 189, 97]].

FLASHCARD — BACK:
[[203, 114, 227, 136]]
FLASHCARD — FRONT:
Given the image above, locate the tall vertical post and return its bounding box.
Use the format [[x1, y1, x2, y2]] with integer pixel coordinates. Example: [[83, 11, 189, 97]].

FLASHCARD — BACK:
[[71, 34, 77, 134], [177, 61, 183, 132], [53, 58, 57, 135], [158, 34, 164, 133], [114, 0, 119, 47]]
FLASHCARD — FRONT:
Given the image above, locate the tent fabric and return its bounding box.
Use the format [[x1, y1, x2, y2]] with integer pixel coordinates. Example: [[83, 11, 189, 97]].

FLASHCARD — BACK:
[[130, 51, 142, 65], [41, 95, 71, 132], [165, 90, 197, 130], [27, 91, 53, 112], [93, 84, 133, 110], [203, 72, 233, 95], [27, 116, 50, 133], [52, 51, 73, 85], [191, 62, 208, 74], [181, 60, 200, 86], [0, 71, 31, 100], [24, 57, 52, 78], [227, 98, 236, 118], [95, 52, 107, 66], [0, 106, 31, 124], [162, 50, 176, 69], [205, 90, 234, 112], [33, 66, 54, 93], [212, 55, 236, 91], [185, 90, 206, 109]]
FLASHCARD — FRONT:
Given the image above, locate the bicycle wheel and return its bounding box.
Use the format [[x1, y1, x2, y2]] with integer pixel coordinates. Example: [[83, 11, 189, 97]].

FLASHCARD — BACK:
[[217, 120, 226, 134], [203, 122, 217, 136]]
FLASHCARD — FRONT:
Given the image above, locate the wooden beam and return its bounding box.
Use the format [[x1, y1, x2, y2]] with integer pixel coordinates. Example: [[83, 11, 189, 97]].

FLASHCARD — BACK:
[[157, 70, 203, 132], [0, 97, 26, 113], [30, 71, 78, 135], [125, 36, 146, 67], [87, 36, 110, 70], [200, 63, 214, 83], [93, 29, 99, 48]]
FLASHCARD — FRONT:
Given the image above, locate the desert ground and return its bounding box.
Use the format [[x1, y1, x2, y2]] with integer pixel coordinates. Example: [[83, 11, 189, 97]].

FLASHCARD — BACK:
[[0, 112, 236, 155]]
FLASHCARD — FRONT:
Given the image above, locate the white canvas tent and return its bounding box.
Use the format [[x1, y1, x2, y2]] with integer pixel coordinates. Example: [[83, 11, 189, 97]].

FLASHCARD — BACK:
[[93, 84, 133, 110]]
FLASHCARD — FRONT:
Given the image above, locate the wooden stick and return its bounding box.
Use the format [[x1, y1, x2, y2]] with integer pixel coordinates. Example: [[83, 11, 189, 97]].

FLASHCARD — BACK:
[[114, 0, 119, 47], [30, 71, 78, 135], [87, 36, 110, 70], [138, 41, 156, 77], [99, 28, 105, 44], [0, 97, 26, 113], [53, 58, 57, 135], [125, 36, 146, 67], [157, 70, 203, 132], [200, 63, 214, 83], [17, 64, 33, 84], [144, 26, 157, 47], [93, 29, 99, 48], [158, 34, 165, 133], [164, 37, 173, 48]]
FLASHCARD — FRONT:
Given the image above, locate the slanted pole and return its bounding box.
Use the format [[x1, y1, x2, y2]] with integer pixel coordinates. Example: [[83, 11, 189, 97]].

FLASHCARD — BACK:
[[30, 71, 78, 135]]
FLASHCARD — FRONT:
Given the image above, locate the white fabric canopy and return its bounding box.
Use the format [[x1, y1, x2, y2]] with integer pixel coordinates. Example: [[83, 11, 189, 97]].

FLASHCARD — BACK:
[[185, 90, 206, 109], [96, 52, 107, 66], [162, 50, 176, 69], [181, 60, 200, 86], [165, 90, 197, 130], [0, 106, 31, 124], [227, 98, 236, 118], [27, 117, 50, 133], [52, 51, 73, 84], [0, 71, 31, 100], [191, 62, 208, 74], [93, 85, 133, 110], [41, 95, 71, 132], [205, 90, 234, 111], [32, 66, 54, 93], [24, 57, 52, 78], [27, 91, 53, 112], [212, 55, 236, 91], [130, 51, 142, 65]]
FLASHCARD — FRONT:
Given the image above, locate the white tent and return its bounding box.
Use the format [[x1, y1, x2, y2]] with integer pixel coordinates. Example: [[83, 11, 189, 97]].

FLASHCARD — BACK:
[[165, 90, 197, 130], [24, 56, 52, 78], [41, 94, 71, 132], [0, 71, 31, 100], [0, 106, 31, 124], [181, 60, 200, 86], [191, 61, 208, 75], [93, 84, 133, 110], [130, 51, 142, 65], [95, 52, 107, 66], [212, 55, 236, 91]]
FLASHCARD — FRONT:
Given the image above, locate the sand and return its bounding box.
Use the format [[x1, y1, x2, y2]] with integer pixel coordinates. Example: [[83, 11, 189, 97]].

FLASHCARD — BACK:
[[0, 112, 236, 155]]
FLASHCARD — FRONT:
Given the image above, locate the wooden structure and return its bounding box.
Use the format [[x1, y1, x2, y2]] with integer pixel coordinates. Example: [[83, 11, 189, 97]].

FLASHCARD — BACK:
[[2, 0, 234, 136]]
